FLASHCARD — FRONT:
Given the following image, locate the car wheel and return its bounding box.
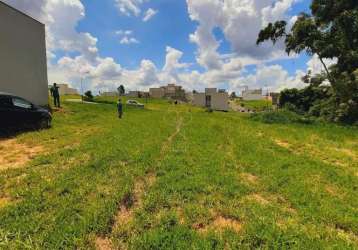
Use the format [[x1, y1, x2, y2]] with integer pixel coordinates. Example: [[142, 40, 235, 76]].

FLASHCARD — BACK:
[[38, 118, 51, 129]]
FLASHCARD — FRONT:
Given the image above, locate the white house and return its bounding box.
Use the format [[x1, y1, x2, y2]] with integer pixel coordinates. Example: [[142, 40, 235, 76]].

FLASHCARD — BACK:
[[0, 2, 48, 106], [193, 88, 229, 111], [242, 87, 264, 101], [57, 84, 79, 95]]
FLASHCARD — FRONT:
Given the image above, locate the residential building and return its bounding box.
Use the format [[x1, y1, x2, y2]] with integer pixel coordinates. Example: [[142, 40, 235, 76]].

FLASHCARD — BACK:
[[193, 88, 229, 111], [0, 2, 48, 106], [242, 87, 264, 101], [101, 91, 118, 97], [128, 91, 150, 98], [149, 84, 185, 100], [57, 84, 79, 95], [149, 88, 165, 98]]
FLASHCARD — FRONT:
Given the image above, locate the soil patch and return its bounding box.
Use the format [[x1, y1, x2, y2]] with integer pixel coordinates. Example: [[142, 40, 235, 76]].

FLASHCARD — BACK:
[[0, 139, 44, 170]]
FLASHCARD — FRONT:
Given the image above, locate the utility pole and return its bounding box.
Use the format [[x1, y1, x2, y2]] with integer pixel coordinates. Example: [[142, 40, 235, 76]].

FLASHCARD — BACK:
[[81, 77, 84, 103]]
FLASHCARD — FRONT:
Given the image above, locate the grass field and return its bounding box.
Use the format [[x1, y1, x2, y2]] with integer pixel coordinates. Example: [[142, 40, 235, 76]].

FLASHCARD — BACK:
[[0, 97, 358, 249]]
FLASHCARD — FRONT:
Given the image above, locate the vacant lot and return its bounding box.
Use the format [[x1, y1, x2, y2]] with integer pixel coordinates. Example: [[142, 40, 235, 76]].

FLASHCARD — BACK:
[[0, 98, 357, 249]]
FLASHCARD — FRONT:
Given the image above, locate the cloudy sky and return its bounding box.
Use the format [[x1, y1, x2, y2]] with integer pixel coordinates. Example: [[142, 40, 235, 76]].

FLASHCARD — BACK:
[[4, 0, 328, 94]]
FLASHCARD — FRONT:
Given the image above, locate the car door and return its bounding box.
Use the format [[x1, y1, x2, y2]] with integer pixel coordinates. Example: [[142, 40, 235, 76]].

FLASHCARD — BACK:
[[0, 96, 14, 127], [11, 97, 35, 128]]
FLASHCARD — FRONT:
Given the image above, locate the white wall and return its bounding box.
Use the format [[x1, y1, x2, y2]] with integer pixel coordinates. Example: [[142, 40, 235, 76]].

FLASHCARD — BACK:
[[0, 2, 48, 106]]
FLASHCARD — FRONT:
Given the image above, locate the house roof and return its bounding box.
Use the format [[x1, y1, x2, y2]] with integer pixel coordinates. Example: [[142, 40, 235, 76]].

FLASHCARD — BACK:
[[0, 1, 45, 26]]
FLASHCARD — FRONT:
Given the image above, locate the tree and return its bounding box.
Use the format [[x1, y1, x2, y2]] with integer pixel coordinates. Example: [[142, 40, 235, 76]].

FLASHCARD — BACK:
[[230, 92, 237, 99], [257, 0, 358, 123], [84, 90, 94, 102], [118, 85, 125, 96]]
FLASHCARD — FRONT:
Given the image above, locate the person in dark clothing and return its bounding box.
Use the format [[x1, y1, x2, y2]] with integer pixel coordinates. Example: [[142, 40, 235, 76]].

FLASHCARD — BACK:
[[51, 83, 60, 108], [117, 99, 123, 119]]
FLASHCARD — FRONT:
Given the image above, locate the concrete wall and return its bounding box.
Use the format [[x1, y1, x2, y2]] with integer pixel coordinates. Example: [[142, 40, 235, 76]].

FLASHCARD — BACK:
[[193, 93, 206, 106], [57, 84, 79, 95], [193, 92, 228, 111], [211, 92, 229, 111], [0, 2, 48, 105], [149, 88, 165, 98], [242, 93, 264, 101]]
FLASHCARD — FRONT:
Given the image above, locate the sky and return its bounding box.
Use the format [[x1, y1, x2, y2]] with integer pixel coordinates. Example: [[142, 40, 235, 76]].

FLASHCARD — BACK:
[[4, 0, 332, 94]]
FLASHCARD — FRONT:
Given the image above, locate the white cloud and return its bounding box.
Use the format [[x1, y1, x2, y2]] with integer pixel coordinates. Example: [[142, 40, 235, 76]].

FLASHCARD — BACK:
[[142, 8, 158, 22], [3, 0, 323, 95], [120, 37, 140, 44], [115, 30, 140, 45], [306, 55, 337, 75], [186, 0, 298, 70], [114, 0, 146, 16]]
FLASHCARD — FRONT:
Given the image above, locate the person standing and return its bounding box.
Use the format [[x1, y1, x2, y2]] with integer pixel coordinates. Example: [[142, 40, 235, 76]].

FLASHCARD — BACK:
[[117, 98, 123, 119], [51, 83, 61, 108]]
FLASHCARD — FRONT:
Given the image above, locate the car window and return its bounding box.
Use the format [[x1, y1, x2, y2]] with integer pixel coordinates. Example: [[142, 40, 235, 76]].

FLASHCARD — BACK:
[[12, 97, 32, 109], [0, 96, 12, 107]]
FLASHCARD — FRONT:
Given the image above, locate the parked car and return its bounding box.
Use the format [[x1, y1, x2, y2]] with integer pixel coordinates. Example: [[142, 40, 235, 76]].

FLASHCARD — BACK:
[[126, 100, 144, 108], [0, 92, 52, 130]]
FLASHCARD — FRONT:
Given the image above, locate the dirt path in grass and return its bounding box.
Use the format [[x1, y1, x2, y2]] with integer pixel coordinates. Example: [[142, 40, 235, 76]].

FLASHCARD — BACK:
[[95, 112, 184, 250]]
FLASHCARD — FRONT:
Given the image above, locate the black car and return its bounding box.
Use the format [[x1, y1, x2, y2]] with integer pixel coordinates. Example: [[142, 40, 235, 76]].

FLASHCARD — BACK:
[[0, 92, 52, 130]]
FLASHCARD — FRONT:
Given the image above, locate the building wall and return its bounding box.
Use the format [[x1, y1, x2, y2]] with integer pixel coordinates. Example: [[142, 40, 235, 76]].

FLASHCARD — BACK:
[[193, 93, 206, 106], [149, 88, 165, 98], [101, 92, 118, 97], [193, 92, 229, 111], [211, 92, 229, 111], [57, 84, 78, 95], [242, 93, 264, 101], [0, 2, 48, 105]]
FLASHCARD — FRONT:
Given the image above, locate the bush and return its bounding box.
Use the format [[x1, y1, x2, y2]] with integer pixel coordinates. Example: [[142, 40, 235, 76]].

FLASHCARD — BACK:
[[250, 109, 314, 124], [83, 91, 94, 102]]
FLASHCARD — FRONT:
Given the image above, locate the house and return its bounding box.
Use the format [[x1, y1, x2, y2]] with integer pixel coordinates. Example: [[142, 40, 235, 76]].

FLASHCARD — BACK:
[[242, 87, 264, 101], [193, 88, 229, 111], [128, 91, 150, 98], [57, 84, 79, 95], [0, 2, 48, 106], [149, 84, 186, 100], [149, 87, 165, 98], [101, 91, 118, 97]]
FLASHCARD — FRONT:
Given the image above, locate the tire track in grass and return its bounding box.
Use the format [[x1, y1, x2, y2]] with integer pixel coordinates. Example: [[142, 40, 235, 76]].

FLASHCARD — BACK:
[[95, 111, 183, 250]]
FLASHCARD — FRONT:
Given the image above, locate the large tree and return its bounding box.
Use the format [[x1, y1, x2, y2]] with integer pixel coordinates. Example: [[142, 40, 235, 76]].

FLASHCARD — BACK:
[[257, 0, 358, 123]]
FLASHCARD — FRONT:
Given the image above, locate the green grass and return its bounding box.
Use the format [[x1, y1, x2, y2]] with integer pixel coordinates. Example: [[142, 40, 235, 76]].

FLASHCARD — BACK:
[[0, 98, 357, 249]]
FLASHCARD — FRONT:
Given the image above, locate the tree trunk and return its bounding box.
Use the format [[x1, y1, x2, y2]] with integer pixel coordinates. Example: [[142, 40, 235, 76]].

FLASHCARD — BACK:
[[317, 54, 335, 86]]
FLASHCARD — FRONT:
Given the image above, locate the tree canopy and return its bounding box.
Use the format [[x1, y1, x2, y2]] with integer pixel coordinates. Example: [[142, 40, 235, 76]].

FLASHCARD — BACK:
[[257, 0, 358, 123]]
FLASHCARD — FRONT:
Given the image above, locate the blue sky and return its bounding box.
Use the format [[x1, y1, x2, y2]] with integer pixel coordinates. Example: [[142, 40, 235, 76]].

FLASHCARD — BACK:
[[76, 0, 310, 72], [6, 0, 318, 93]]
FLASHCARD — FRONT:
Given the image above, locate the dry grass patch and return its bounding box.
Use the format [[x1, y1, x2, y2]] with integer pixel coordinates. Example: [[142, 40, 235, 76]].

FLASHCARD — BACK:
[[0, 139, 44, 170], [327, 226, 358, 245], [274, 139, 291, 150], [0, 197, 11, 208], [245, 193, 270, 205], [325, 185, 344, 198], [240, 172, 259, 185], [95, 237, 113, 250], [195, 215, 242, 234]]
